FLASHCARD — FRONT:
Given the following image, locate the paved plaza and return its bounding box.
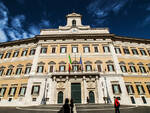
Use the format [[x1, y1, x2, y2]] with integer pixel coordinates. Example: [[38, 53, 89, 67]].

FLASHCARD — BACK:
[[0, 104, 150, 113]]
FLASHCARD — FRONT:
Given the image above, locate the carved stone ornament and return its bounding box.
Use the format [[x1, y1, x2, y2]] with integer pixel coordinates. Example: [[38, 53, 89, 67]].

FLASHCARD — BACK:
[[57, 82, 64, 88], [87, 81, 95, 89]]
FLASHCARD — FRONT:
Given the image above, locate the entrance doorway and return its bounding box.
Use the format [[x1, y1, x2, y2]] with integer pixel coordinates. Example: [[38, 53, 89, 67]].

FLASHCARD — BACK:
[[57, 91, 63, 103], [89, 91, 95, 103], [71, 83, 81, 103]]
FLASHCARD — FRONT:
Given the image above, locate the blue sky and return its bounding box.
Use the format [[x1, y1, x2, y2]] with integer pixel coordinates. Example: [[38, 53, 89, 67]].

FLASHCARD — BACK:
[[0, 0, 150, 42]]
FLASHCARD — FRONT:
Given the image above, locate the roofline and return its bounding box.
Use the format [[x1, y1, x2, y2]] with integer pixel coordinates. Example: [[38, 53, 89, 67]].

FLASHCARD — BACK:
[[0, 34, 150, 47]]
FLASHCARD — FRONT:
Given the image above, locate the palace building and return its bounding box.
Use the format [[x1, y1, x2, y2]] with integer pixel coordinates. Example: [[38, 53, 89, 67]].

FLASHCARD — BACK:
[[0, 13, 150, 106]]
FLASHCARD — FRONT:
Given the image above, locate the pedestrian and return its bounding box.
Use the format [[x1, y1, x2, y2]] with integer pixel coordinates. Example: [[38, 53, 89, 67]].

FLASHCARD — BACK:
[[63, 98, 70, 113], [114, 97, 120, 113], [70, 98, 74, 113], [87, 97, 89, 104]]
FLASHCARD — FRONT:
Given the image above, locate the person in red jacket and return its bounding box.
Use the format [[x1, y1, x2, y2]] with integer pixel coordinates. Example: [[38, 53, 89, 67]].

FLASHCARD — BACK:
[[114, 97, 120, 113]]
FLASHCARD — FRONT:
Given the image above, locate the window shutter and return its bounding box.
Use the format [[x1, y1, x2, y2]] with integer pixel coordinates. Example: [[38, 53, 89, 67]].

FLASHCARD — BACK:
[[31, 86, 34, 94], [131, 85, 135, 93], [8, 88, 11, 95], [112, 85, 115, 94], [13, 87, 17, 96], [136, 85, 140, 94], [126, 85, 129, 93], [141, 85, 145, 93], [37, 86, 40, 94], [19, 87, 22, 95], [103, 47, 105, 52], [118, 85, 122, 93], [108, 47, 110, 52]]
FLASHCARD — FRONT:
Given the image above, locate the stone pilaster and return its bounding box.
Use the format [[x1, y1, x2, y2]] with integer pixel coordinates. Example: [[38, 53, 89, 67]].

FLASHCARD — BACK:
[[109, 43, 122, 74], [30, 44, 41, 75]]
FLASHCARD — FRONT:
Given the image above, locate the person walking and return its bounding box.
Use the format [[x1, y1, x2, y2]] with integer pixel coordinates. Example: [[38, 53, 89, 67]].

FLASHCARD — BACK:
[[114, 97, 120, 113], [70, 98, 74, 113], [63, 98, 70, 113]]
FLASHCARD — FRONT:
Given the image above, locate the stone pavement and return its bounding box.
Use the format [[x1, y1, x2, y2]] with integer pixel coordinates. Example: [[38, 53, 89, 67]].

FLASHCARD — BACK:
[[0, 104, 149, 113]]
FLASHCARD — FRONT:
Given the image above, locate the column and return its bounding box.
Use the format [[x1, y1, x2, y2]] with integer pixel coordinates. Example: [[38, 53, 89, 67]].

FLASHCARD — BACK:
[[83, 76, 87, 104], [96, 76, 100, 103], [65, 76, 69, 98], [30, 44, 41, 75], [109, 43, 122, 74]]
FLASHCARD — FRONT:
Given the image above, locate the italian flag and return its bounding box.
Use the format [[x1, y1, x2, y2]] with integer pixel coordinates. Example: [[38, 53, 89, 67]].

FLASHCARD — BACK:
[[68, 54, 72, 72]]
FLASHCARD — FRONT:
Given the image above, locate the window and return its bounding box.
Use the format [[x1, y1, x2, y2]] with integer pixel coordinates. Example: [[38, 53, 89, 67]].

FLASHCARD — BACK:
[[141, 96, 147, 104], [0, 54, 3, 59], [126, 85, 134, 94], [94, 46, 98, 53], [60, 47, 67, 53], [83, 47, 90, 53], [107, 64, 115, 72], [29, 49, 35, 55], [0, 87, 6, 97], [140, 49, 147, 56], [31, 85, 40, 95], [72, 20, 76, 27], [40, 47, 47, 54], [52, 47, 56, 53], [0, 69, 4, 76], [120, 65, 127, 73], [13, 51, 19, 57], [6, 69, 13, 76], [115, 47, 121, 54], [146, 85, 150, 94], [15, 68, 22, 75], [37, 66, 44, 73], [72, 47, 78, 53], [123, 48, 130, 54], [112, 84, 122, 94], [136, 85, 145, 94], [25, 67, 31, 74], [131, 49, 138, 55], [72, 65, 78, 72], [21, 49, 28, 56], [129, 66, 137, 73], [8, 87, 17, 96], [5, 52, 11, 58], [130, 97, 136, 104], [49, 66, 53, 72], [103, 46, 110, 53], [97, 65, 102, 72], [139, 66, 146, 73], [86, 65, 92, 71], [19, 87, 26, 96], [59, 65, 65, 72]]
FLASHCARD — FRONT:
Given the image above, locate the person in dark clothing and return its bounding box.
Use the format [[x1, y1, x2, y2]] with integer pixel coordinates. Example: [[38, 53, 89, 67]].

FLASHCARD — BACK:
[[70, 98, 74, 113], [114, 97, 120, 113], [87, 97, 89, 104], [63, 98, 70, 113]]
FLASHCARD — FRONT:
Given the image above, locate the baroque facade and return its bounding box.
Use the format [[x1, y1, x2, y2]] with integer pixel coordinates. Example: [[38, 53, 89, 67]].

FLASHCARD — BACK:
[[0, 13, 150, 106]]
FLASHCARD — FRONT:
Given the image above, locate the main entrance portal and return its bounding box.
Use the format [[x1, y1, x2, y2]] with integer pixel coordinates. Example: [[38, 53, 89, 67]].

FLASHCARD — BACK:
[[71, 83, 81, 103]]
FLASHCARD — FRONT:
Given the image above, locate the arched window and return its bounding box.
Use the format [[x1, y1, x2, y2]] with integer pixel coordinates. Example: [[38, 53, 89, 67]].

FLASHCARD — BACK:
[[58, 91, 63, 103], [72, 20, 76, 27], [89, 91, 95, 103]]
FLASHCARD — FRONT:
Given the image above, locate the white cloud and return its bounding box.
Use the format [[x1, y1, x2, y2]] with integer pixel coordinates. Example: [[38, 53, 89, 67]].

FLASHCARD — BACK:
[[11, 15, 26, 28], [40, 20, 51, 27], [0, 1, 51, 42], [87, 0, 130, 24], [0, 30, 7, 42]]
